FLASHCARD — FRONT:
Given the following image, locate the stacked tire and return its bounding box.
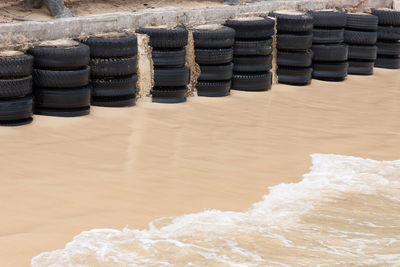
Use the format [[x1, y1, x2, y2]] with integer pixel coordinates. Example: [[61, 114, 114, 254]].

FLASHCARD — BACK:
[[193, 25, 235, 97], [345, 13, 378, 75], [372, 8, 400, 69], [224, 17, 275, 91], [0, 51, 34, 126], [270, 11, 314, 86], [29, 41, 91, 117], [309, 10, 348, 81], [137, 27, 189, 103], [85, 34, 138, 107]]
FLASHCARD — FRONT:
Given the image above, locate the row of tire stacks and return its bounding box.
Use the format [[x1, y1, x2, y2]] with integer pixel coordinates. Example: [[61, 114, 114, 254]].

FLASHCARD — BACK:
[[271, 11, 314, 86], [345, 13, 379, 75], [225, 17, 275, 91], [137, 27, 190, 103], [0, 52, 34, 125], [193, 25, 235, 97], [310, 11, 349, 81], [85, 35, 138, 107], [29, 42, 91, 117], [372, 9, 400, 69]]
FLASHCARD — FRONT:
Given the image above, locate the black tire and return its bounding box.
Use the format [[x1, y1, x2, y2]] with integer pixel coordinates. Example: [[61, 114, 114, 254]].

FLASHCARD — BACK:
[[371, 8, 400, 26], [233, 55, 272, 72], [377, 25, 400, 41], [91, 95, 136, 107], [0, 54, 33, 79], [348, 45, 377, 60], [84, 35, 138, 58], [152, 49, 186, 67], [375, 56, 400, 69], [277, 50, 313, 67], [29, 43, 90, 70], [195, 48, 233, 65], [346, 13, 378, 31], [193, 26, 235, 48], [90, 56, 137, 78], [312, 44, 348, 62], [0, 76, 32, 99], [234, 39, 273, 56], [196, 80, 231, 97], [377, 41, 400, 56], [34, 107, 90, 117], [224, 18, 275, 40], [136, 27, 188, 48], [348, 60, 374, 75], [34, 86, 91, 109], [152, 86, 187, 103], [33, 67, 90, 88], [198, 63, 233, 81], [231, 72, 272, 91], [277, 33, 313, 51], [154, 67, 190, 87], [312, 28, 344, 44], [269, 11, 313, 33], [0, 96, 33, 123], [308, 10, 347, 28], [277, 67, 312, 86], [344, 30, 377, 45], [312, 61, 348, 81], [91, 75, 138, 97]]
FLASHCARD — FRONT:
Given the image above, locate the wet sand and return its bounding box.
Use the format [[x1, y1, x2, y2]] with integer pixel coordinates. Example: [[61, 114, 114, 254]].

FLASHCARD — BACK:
[[0, 68, 399, 266]]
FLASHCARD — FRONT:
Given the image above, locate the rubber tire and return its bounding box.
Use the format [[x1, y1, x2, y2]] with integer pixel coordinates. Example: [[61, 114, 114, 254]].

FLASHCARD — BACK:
[[312, 28, 344, 44], [348, 60, 374, 75], [344, 30, 377, 45], [91, 95, 136, 107], [193, 26, 235, 48], [346, 13, 378, 31], [195, 48, 233, 65], [234, 39, 273, 56], [198, 63, 233, 81], [308, 11, 347, 28], [154, 67, 190, 87], [33, 67, 90, 88], [348, 45, 377, 60], [196, 80, 231, 97], [84, 35, 138, 58], [277, 67, 312, 86], [152, 86, 187, 103], [277, 50, 313, 67], [34, 86, 91, 109], [377, 25, 400, 41], [0, 96, 33, 123], [377, 41, 400, 56], [0, 54, 33, 79], [0, 76, 32, 99], [91, 75, 137, 97], [375, 56, 400, 69], [231, 72, 272, 91], [233, 55, 272, 72], [277, 33, 313, 51], [34, 107, 90, 117], [269, 12, 313, 33], [29, 43, 90, 70], [136, 27, 188, 48], [152, 49, 186, 67], [371, 9, 400, 26], [312, 61, 348, 81], [90, 56, 137, 78], [312, 44, 348, 62], [224, 18, 275, 40]]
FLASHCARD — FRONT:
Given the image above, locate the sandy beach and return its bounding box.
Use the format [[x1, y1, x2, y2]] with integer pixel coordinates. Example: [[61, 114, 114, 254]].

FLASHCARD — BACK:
[[0, 68, 399, 266]]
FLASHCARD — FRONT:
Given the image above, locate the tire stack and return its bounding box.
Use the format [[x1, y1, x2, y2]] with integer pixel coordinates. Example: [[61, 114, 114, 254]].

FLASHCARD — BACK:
[[193, 25, 235, 97], [372, 9, 400, 69], [270, 11, 314, 86], [136, 27, 189, 103], [0, 51, 34, 126], [85, 34, 138, 107], [344, 13, 378, 75], [29, 41, 91, 117], [224, 17, 275, 91]]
